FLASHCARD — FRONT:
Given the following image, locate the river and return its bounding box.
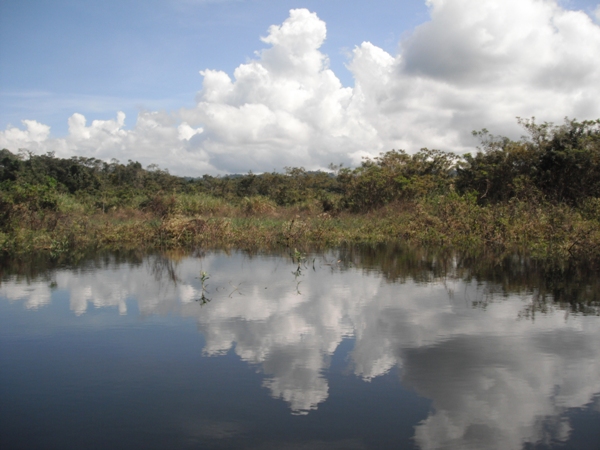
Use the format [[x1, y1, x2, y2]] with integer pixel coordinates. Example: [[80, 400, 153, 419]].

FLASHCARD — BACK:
[[1, 246, 599, 449]]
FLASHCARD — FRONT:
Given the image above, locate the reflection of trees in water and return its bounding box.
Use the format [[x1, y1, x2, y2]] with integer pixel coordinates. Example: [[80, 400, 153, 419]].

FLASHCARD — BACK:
[[148, 254, 212, 305], [2, 244, 599, 315], [150, 254, 180, 284], [0, 249, 146, 284], [333, 243, 600, 315], [335, 243, 455, 283], [149, 252, 219, 305]]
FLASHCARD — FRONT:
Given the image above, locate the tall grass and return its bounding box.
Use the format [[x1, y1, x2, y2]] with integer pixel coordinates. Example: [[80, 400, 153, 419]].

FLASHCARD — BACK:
[[1, 188, 599, 269]]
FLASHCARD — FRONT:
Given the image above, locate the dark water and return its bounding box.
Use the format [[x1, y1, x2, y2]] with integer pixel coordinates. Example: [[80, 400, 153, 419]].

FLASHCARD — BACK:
[[1, 247, 599, 449]]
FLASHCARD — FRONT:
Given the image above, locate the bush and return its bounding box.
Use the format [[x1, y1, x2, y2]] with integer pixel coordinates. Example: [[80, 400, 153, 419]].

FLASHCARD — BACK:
[[339, 149, 457, 211], [456, 118, 600, 205]]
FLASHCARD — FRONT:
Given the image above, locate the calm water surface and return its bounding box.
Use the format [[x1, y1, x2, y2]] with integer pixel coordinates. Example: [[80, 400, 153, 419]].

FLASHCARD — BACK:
[[1, 248, 599, 449]]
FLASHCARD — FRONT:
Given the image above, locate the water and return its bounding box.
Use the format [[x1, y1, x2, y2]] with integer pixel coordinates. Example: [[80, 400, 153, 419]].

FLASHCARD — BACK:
[[1, 247, 599, 449]]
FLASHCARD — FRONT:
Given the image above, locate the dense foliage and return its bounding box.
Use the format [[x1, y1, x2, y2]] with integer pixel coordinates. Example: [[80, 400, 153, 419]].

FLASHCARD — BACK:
[[456, 118, 600, 205], [1, 117, 599, 266]]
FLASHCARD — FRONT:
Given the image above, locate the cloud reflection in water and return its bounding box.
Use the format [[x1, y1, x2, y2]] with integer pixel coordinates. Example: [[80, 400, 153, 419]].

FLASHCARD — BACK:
[[1, 251, 599, 449]]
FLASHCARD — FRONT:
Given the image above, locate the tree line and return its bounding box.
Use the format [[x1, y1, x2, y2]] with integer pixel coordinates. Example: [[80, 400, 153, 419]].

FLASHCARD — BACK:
[[1, 117, 599, 220]]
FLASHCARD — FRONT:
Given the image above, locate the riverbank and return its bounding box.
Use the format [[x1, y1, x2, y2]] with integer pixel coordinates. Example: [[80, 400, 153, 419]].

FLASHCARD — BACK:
[[2, 191, 599, 268]]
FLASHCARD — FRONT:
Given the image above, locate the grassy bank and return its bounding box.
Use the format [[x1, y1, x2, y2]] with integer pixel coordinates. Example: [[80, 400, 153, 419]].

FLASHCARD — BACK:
[[2, 190, 599, 269]]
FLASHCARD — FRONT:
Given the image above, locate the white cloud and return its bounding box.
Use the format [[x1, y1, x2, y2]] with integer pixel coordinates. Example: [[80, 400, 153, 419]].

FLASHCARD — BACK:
[[1, 120, 50, 147], [1, 1, 600, 175], [177, 122, 203, 141]]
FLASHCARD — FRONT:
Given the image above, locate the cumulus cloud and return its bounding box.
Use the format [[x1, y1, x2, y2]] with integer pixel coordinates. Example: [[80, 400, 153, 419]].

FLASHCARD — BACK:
[[1, 1, 600, 175], [1, 120, 50, 148]]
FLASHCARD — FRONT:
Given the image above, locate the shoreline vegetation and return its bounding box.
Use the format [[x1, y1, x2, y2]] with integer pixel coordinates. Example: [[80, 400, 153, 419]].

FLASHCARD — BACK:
[[1, 117, 599, 269]]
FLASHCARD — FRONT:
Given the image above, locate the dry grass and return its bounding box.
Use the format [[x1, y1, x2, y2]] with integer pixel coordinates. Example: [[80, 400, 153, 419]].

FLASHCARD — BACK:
[[2, 192, 599, 269]]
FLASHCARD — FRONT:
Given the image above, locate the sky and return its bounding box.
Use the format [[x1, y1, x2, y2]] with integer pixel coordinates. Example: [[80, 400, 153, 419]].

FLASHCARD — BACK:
[[1, 0, 599, 175]]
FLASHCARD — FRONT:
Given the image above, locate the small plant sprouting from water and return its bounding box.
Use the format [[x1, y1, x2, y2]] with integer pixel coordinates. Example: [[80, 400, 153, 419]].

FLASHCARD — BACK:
[[291, 248, 305, 264], [197, 271, 211, 305], [200, 271, 210, 286], [291, 248, 307, 277]]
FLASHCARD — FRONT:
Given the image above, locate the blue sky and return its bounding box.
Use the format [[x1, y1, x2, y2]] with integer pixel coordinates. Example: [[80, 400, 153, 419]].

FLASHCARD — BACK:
[[0, 0, 430, 134], [1, 0, 599, 175]]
